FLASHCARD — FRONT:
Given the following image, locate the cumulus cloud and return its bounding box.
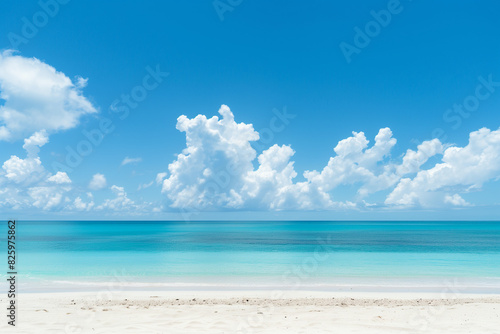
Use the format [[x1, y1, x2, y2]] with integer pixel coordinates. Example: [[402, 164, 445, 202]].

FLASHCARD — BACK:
[[0, 52, 99, 212], [160, 106, 398, 210], [396, 139, 444, 175], [161, 105, 259, 209], [89, 173, 106, 190], [28, 186, 68, 210], [0, 131, 72, 211], [48, 171, 72, 184], [386, 127, 500, 207], [97, 185, 135, 211], [242, 144, 299, 210], [121, 157, 142, 166], [2, 131, 49, 184], [0, 51, 96, 141], [444, 194, 470, 207], [0, 131, 143, 214], [302, 128, 398, 198], [160, 105, 500, 211], [1, 101, 498, 214], [73, 193, 94, 211], [0, 52, 156, 214]]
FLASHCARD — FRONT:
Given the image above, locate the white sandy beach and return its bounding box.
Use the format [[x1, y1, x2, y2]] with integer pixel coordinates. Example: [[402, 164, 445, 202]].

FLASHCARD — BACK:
[[1, 290, 499, 334]]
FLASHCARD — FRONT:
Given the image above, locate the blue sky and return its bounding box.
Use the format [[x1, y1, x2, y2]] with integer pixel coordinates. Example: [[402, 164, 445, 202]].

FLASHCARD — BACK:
[[0, 0, 499, 220]]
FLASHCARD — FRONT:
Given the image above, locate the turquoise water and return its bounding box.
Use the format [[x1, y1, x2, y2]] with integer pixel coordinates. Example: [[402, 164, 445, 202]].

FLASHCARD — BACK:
[[2, 221, 500, 292]]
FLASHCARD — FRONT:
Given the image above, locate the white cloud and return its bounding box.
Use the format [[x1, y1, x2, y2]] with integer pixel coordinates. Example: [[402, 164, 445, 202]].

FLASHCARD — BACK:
[[302, 128, 398, 198], [0, 134, 145, 214], [0, 131, 73, 211], [242, 144, 298, 209], [23, 130, 49, 157], [0, 51, 97, 141], [73, 193, 94, 211], [73, 197, 88, 210], [2, 155, 45, 184], [396, 139, 444, 175], [97, 185, 135, 211], [156, 172, 167, 185], [28, 185, 69, 210], [89, 173, 106, 190], [357, 137, 444, 197], [162, 105, 259, 209], [444, 194, 470, 207], [121, 157, 142, 166], [160, 105, 500, 211], [48, 171, 71, 184], [2, 131, 49, 184], [160, 106, 401, 211], [386, 127, 500, 207], [0, 52, 97, 212], [0, 102, 498, 214]]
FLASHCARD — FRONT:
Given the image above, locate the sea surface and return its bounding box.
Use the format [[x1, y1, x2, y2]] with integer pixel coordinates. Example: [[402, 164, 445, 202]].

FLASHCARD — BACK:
[[2, 221, 500, 293]]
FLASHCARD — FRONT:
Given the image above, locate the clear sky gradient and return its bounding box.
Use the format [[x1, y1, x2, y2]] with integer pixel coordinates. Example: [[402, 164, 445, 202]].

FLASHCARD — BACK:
[[0, 0, 499, 220]]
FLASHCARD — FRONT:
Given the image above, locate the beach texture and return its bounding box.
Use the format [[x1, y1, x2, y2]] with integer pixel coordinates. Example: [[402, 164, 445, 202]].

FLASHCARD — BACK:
[[1, 291, 499, 333]]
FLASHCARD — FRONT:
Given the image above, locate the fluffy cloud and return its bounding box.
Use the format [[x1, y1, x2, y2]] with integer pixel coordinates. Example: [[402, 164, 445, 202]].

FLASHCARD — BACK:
[[2, 130, 48, 184], [444, 194, 470, 207], [48, 171, 72, 184], [97, 185, 135, 211], [0, 134, 140, 213], [162, 105, 259, 209], [160, 105, 500, 211], [73, 193, 94, 211], [89, 173, 107, 190], [0, 51, 99, 212], [396, 139, 444, 175], [0, 131, 72, 210], [242, 144, 298, 209], [28, 186, 67, 210], [386, 127, 500, 207], [302, 128, 398, 197], [0, 51, 96, 140], [161, 106, 399, 210], [1, 100, 498, 214]]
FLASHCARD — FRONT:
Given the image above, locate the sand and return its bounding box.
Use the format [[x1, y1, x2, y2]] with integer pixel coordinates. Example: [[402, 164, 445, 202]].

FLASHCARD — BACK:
[[1, 290, 499, 333]]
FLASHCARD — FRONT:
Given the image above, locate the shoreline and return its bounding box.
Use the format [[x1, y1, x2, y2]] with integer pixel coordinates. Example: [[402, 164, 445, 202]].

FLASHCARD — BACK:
[[8, 275, 500, 294], [11, 289, 500, 299], [16, 285, 500, 294]]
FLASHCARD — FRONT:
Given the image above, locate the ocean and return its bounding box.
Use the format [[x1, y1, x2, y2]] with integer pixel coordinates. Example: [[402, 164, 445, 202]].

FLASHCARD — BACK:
[[3, 220, 500, 293]]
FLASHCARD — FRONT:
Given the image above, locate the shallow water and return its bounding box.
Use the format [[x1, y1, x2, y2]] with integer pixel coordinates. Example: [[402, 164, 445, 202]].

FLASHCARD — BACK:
[[3, 221, 500, 292]]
